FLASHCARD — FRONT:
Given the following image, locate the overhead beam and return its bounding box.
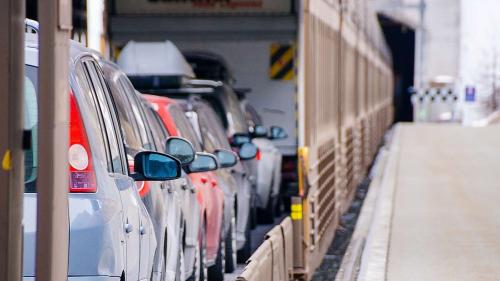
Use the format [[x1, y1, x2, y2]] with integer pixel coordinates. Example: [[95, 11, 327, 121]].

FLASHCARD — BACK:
[[109, 15, 297, 44]]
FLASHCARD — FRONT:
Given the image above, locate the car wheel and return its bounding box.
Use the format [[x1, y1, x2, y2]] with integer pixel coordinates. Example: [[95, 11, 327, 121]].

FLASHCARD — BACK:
[[187, 220, 207, 281], [237, 214, 252, 263], [207, 228, 225, 281], [175, 243, 185, 281], [250, 194, 258, 230], [224, 208, 237, 273], [258, 176, 277, 224], [275, 194, 283, 217], [161, 230, 169, 281], [258, 195, 276, 224]]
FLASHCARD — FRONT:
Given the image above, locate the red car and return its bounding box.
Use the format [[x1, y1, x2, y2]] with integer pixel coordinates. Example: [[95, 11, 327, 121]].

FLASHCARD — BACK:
[[144, 94, 225, 277]]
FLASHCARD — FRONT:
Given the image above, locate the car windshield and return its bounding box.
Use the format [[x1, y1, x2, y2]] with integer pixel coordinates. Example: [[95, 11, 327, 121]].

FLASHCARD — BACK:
[[196, 101, 232, 151], [24, 65, 38, 193], [221, 86, 248, 135], [167, 104, 203, 152]]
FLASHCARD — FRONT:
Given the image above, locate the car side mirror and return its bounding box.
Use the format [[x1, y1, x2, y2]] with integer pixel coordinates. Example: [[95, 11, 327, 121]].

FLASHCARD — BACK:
[[230, 133, 252, 147], [238, 142, 258, 160], [131, 151, 181, 181], [214, 149, 238, 168], [185, 152, 219, 174], [269, 126, 288, 140], [251, 125, 268, 138], [165, 137, 196, 166]]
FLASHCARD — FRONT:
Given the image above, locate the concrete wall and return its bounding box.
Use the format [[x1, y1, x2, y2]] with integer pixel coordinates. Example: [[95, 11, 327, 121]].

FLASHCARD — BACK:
[[377, 0, 460, 87], [421, 0, 460, 84], [459, 0, 500, 124], [379, 0, 500, 124]]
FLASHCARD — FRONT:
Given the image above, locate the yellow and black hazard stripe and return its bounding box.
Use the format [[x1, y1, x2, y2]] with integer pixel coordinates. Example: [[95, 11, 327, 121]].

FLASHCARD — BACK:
[[270, 43, 295, 80]]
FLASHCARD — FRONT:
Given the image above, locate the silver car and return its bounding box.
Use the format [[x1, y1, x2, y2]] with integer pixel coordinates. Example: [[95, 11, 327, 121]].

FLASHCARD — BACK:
[[179, 98, 257, 266], [23, 24, 182, 280], [242, 101, 286, 223], [99, 61, 194, 281]]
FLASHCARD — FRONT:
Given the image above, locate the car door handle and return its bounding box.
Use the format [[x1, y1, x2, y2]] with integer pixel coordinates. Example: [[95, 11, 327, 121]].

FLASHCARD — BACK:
[[164, 183, 174, 193], [139, 225, 146, 235], [124, 223, 134, 234]]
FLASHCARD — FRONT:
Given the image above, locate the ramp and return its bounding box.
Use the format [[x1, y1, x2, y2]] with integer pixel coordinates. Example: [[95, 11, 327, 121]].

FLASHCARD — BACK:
[[356, 124, 500, 281]]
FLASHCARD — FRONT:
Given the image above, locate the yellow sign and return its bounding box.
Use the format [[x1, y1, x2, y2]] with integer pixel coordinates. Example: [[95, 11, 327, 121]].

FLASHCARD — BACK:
[[291, 203, 303, 220], [270, 43, 295, 80]]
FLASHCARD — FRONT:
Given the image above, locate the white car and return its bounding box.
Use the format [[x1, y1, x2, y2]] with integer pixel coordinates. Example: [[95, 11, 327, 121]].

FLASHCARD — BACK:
[[241, 101, 286, 223]]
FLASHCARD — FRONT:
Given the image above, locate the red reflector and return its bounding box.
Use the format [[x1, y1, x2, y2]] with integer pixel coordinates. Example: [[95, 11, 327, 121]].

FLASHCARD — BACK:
[[200, 176, 208, 184], [256, 149, 261, 161]]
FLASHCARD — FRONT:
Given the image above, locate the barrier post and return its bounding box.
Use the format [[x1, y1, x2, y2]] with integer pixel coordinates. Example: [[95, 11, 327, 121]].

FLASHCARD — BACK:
[[291, 196, 305, 274]]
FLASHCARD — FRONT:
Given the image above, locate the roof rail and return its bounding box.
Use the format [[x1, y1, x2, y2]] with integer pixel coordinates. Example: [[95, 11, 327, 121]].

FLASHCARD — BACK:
[[186, 79, 224, 88]]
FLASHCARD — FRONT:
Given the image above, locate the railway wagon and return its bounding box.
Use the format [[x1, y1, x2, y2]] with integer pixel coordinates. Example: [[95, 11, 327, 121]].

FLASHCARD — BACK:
[[293, 0, 393, 278]]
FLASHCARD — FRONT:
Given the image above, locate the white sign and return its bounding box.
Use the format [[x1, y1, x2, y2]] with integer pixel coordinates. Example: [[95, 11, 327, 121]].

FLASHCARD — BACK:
[[115, 0, 291, 15]]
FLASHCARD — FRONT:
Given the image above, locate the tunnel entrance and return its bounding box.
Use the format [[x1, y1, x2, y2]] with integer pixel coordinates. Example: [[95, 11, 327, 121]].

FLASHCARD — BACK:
[[378, 14, 415, 123]]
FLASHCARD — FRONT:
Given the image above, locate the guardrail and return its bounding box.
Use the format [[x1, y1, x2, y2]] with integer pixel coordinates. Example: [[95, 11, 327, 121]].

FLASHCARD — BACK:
[[237, 217, 294, 281]]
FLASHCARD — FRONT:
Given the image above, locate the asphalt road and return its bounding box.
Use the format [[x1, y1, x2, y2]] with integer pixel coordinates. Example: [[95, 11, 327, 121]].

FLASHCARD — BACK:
[[353, 124, 500, 281], [386, 124, 500, 280]]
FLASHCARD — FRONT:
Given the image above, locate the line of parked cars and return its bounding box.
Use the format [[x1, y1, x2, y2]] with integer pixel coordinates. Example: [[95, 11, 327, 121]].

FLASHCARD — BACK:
[[22, 20, 286, 281]]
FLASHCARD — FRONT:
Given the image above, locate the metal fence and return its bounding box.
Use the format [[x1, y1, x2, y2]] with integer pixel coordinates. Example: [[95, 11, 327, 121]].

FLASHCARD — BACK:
[[237, 0, 393, 280]]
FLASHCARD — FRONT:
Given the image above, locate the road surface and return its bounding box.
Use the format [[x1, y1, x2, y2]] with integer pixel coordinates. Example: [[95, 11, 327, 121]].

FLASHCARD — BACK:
[[358, 124, 500, 281]]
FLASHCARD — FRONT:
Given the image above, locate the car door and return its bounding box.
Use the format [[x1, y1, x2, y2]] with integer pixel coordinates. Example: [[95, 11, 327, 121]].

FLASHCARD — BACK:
[[106, 67, 156, 280], [83, 59, 141, 280]]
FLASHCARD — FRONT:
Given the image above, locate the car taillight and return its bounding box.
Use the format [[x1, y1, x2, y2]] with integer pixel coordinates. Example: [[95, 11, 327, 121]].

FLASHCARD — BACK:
[[128, 160, 150, 197], [69, 92, 97, 193], [256, 148, 261, 161]]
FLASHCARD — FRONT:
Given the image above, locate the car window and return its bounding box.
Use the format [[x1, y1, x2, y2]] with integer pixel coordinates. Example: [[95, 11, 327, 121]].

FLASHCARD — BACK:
[[84, 60, 125, 174], [104, 68, 143, 157], [167, 104, 203, 152], [196, 102, 232, 151], [203, 95, 228, 129], [119, 76, 151, 148], [245, 103, 263, 126], [143, 105, 168, 152], [74, 62, 110, 168], [222, 86, 248, 134], [24, 65, 38, 193]]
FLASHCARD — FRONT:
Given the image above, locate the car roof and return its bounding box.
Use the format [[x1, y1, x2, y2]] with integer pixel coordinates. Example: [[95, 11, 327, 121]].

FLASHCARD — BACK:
[[25, 19, 100, 68], [142, 94, 176, 106]]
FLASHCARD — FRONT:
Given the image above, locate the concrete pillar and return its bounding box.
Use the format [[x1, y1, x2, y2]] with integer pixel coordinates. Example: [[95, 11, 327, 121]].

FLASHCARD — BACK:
[[36, 1, 72, 280], [0, 0, 26, 280]]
